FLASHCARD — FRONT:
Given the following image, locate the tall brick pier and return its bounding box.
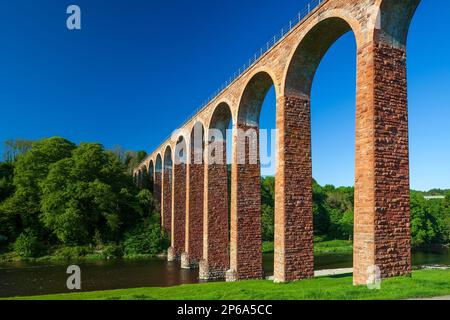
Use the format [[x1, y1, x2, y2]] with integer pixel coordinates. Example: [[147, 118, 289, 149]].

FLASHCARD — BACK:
[[134, 0, 420, 285]]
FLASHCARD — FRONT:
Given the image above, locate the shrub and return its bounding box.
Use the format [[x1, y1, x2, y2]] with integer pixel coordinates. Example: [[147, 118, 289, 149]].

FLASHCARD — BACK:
[[52, 246, 91, 260], [13, 232, 41, 258], [100, 244, 123, 259], [123, 223, 167, 256]]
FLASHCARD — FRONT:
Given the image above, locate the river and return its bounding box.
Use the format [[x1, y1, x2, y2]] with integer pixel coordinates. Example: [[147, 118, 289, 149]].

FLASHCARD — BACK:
[[1, 248, 449, 298]]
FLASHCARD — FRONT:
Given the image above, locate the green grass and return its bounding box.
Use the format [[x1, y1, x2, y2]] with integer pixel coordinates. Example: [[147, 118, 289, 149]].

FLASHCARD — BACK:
[[0, 246, 163, 263], [262, 241, 274, 253], [314, 240, 353, 254], [3, 270, 450, 300], [262, 240, 353, 254]]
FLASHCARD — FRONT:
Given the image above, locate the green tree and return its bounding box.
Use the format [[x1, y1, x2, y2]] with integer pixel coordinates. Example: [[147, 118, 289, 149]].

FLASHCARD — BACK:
[[261, 204, 274, 241], [0, 162, 14, 202], [136, 189, 157, 219], [312, 180, 330, 236], [339, 211, 354, 240], [1, 137, 76, 240], [410, 191, 447, 247], [260, 177, 275, 241], [123, 223, 167, 256], [2, 139, 33, 163], [40, 143, 134, 245], [124, 150, 148, 174]]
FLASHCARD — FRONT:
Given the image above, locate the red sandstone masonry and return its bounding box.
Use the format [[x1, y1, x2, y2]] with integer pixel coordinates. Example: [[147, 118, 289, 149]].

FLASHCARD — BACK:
[[373, 43, 411, 279], [353, 38, 412, 285], [183, 161, 204, 268], [353, 39, 377, 285], [200, 141, 229, 280], [228, 124, 263, 281], [274, 96, 314, 282], [162, 169, 172, 236], [171, 163, 186, 260], [154, 172, 162, 214]]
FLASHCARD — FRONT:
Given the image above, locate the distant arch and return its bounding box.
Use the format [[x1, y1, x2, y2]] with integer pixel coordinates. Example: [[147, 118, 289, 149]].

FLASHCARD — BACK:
[[190, 121, 205, 165], [148, 160, 155, 192], [210, 102, 233, 132], [163, 145, 173, 169], [174, 136, 188, 165], [154, 154, 163, 217], [237, 71, 276, 127], [155, 154, 163, 172]]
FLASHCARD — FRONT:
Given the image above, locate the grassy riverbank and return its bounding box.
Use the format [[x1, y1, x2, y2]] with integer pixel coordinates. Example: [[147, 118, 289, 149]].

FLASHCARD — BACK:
[[3, 269, 450, 300], [262, 240, 353, 254], [1, 240, 349, 264], [0, 245, 165, 264]]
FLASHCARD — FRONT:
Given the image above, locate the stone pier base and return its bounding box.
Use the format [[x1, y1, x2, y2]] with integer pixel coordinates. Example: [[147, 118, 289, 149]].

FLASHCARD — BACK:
[[181, 252, 199, 269], [199, 259, 226, 280], [225, 269, 237, 282], [167, 247, 176, 262]]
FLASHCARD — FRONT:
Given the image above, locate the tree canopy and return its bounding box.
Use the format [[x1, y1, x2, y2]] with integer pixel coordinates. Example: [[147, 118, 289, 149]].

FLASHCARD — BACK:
[[260, 177, 450, 245], [0, 137, 163, 258]]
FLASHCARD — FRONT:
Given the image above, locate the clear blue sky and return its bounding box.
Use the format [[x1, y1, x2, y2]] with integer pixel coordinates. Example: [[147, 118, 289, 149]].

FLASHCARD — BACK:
[[0, 0, 448, 191]]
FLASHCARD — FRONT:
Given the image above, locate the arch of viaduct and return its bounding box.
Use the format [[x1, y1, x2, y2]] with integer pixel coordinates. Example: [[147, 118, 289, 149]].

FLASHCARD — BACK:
[[134, 0, 421, 285]]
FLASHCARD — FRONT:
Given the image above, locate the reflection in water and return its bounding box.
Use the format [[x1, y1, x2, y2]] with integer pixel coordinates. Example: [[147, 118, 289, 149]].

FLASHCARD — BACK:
[[0, 248, 449, 298]]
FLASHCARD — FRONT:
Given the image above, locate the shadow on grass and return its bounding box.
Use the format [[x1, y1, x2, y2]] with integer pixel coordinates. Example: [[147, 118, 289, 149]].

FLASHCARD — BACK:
[[326, 273, 353, 279]]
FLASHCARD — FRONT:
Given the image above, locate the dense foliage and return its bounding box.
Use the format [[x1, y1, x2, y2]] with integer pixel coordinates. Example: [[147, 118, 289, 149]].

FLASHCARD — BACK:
[[260, 177, 450, 246], [410, 191, 450, 247], [0, 138, 165, 259]]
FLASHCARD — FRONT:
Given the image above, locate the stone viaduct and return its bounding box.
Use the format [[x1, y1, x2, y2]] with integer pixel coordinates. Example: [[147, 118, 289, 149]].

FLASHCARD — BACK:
[[134, 0, 421, 285]]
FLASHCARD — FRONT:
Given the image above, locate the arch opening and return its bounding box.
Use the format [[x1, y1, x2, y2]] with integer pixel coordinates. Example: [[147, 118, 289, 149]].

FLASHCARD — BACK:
[[148, 160, 155, 193], [227, 71, 276, 281], [285, 17, 353, 98], [308, 24, 357, 272], [154, 154, 163, 221], [274, 16, 358, 282]]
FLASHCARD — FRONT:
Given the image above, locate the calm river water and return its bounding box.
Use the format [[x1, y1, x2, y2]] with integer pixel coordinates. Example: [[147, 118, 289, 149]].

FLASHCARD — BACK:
[[1, 248, 449, 298]]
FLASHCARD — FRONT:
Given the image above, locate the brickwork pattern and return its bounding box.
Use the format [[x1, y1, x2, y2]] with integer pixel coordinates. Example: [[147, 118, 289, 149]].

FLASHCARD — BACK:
[[229, 124, 263, 280], [172, 163, 187, 259], [185, 162, 204, 267], [154, 171, 162, 217], [162, 169, 172, 236], [274, 96, 314, 282], [200, 141, 229, 280], [373, 43, 411, 279]]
